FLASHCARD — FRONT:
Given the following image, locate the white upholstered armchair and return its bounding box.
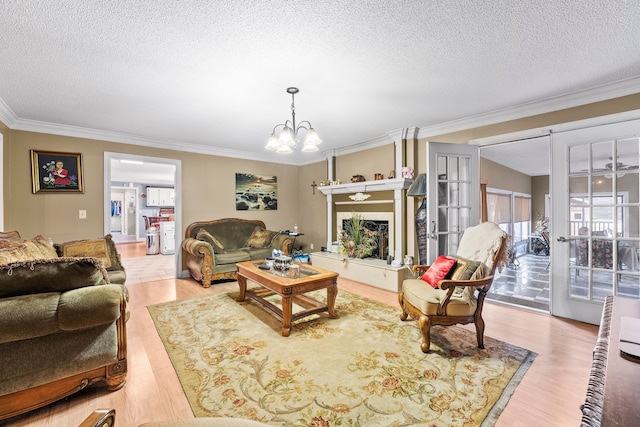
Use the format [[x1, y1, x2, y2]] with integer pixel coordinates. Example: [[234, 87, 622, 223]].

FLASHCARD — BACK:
[[398, 222, 509, 352]]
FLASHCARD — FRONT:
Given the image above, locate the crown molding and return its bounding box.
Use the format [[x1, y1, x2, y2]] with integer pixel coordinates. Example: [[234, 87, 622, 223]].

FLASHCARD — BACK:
[[2, 77, 639, 165], [417, 76, 640, 139], [0, 98, 17, 126]]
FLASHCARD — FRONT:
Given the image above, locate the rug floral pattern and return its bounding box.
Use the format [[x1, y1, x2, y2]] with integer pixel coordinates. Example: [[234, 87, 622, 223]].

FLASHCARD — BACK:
[[148, 289, 535, 426]]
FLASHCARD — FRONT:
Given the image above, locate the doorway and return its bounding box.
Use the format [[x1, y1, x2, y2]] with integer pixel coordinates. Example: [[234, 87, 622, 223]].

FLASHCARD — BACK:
[[478, 136, 551, 312], [103, 152, 182, 279]]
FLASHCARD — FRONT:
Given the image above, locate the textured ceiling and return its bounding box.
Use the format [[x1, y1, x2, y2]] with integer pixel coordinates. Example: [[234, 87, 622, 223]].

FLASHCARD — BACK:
[[1, 0, 640, 171]]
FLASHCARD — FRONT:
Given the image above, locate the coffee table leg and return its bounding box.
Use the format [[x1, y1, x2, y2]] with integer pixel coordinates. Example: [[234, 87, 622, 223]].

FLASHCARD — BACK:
[[281, 295, 292, 337], [327, 283, 339, 319], [237, 275, 247, 301]]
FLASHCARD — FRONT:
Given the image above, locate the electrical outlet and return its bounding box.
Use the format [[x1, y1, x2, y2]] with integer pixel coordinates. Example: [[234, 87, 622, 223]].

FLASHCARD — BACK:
[[310, 243, 314, 250], [79, 210, 87, 219]]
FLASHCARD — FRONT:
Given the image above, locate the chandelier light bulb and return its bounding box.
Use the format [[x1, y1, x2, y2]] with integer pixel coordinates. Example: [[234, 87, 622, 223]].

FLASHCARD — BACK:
[[303, 128, 322, 146], [301, 143, 319, 152], [265, 134, 280, 150], [276, 144, 293, 154], [278, 127, 295, 146]]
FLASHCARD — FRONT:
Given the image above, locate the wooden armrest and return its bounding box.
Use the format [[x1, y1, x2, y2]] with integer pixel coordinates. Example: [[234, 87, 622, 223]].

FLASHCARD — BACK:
[[439, 275, 493, 291], [79, 409, 115, 427], [436, 276, 494, 315], [413, 264, 431, 276]]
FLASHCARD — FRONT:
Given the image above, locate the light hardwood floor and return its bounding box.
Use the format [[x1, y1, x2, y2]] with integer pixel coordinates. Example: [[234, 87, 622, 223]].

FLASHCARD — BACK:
[[1, 243, 599, 427]]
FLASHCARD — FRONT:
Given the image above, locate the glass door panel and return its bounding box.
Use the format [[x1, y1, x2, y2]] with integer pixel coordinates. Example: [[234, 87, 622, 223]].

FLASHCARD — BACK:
[[551, 120, 640, 324], [426, 142, 479, 262]]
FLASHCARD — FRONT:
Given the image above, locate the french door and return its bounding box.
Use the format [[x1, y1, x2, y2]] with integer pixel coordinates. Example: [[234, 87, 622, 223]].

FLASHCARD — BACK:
[[551, 119, 640, 324], [426, 142, 480, 263]]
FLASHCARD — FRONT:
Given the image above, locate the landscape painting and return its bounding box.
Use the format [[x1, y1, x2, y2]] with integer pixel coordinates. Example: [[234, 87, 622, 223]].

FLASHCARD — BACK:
[[235, 173, 278, 210]]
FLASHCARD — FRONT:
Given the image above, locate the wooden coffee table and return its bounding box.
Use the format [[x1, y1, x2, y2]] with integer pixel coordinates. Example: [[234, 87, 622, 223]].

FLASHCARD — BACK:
[[236, 260, 339, 336]]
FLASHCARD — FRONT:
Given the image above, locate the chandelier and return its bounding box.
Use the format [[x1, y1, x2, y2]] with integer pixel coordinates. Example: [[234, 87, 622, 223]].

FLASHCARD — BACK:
[[265, 87, 323, 154]]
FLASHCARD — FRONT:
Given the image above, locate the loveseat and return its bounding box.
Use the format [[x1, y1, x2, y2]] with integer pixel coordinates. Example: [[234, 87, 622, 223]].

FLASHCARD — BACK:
[[0, 232, 128, 420], [182, 218, 291, 287]]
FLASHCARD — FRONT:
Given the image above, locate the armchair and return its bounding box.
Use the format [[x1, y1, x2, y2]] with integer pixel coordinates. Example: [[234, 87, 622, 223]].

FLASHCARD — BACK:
[[398, 222, 508, 352]]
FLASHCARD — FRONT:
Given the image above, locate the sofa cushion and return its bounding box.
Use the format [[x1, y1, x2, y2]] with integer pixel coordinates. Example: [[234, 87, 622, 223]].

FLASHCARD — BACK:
[[0, 236, 58, 264], [215, 250, 251, 264], [196, 229, 225, 253], [243, 247, 273, 260], [402, 279, 477, 316], [58, 285, 123, 331], [0, 292, 61, 344], [107, 270, 127, 285], [0, 258, 109, 298], [243, 227, 278, 249]]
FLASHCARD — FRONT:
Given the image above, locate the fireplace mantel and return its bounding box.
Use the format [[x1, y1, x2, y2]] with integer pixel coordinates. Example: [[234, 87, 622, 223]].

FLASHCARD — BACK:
[[318, 177, 413, 264], [318, 178, 412, 195]]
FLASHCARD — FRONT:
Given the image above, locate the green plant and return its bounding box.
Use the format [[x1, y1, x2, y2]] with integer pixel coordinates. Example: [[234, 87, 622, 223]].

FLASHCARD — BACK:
[[339, 212, 378, 258]]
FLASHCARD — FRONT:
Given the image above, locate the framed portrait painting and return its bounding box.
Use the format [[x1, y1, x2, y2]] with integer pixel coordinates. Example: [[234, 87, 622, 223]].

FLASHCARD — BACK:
[[31, 150, 84, 193]]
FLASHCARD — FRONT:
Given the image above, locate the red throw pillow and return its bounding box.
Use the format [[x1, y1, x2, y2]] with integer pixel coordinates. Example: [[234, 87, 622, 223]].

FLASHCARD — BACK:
[[421, 256, 458, 289]]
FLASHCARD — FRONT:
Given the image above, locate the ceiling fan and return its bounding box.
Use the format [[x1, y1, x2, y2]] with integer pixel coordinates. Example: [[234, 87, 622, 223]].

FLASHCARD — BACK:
[[604, 157, 639, 171], [581, 156, 639, 174]]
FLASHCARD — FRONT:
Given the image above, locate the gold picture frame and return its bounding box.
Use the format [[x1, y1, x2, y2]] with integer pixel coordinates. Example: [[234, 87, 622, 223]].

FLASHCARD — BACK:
[[31, 150, 84, 193]]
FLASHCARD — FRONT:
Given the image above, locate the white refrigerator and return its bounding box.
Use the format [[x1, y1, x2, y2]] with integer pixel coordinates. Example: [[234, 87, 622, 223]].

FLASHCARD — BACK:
[[159, 221, 175, 255]]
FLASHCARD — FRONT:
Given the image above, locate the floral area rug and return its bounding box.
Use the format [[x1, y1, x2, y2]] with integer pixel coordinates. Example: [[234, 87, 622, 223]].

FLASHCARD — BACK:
[[147, 288, 536, 426]]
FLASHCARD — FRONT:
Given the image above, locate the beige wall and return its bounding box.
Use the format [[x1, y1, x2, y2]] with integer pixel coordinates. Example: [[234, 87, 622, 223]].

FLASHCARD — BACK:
[[335, 144, 395, 183], [480, 158, 531, 194], [531, 176, 550, 220], [2, 92, 638, 262], [298, 160, 328, 251], [4, 130, 302, 246]]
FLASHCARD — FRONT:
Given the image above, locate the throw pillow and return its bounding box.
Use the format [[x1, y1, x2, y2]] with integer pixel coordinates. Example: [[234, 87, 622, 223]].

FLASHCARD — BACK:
[[449, 256, 483, 281], [243, 227, 278, 249], [60, 238, 112, 268], [196, 229, 225, 254], [0, 236, 58, 264], [421, 255, 457, 288]]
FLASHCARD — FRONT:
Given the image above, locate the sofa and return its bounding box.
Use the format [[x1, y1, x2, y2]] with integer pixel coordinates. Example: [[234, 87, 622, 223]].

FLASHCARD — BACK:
[[0, 232, 128, 420], [182, 218, 291, 287]]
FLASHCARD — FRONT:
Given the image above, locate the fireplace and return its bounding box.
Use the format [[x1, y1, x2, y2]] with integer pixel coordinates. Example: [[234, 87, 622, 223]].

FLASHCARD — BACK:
[[336, 212, 394, 258]]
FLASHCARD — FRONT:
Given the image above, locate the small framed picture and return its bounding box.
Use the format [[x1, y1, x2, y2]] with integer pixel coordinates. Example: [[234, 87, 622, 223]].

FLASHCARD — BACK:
[[31, 150, 84, 194]]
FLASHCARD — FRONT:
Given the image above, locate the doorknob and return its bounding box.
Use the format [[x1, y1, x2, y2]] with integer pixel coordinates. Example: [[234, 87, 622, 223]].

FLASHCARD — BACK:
[[429, 221, 438, 240], [557, 236, 575, 242]]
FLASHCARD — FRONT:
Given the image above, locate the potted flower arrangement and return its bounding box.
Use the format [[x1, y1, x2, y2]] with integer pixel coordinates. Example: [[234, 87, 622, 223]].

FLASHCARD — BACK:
[[338, 213, 378, 259]]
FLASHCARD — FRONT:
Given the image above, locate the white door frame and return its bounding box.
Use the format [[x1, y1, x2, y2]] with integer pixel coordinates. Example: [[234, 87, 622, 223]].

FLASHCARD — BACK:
[[103, 152, 182, 278]]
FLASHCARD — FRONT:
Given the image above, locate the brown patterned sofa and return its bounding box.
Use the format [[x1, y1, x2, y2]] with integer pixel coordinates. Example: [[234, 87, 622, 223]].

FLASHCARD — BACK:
[[182, 218, 291, 287]]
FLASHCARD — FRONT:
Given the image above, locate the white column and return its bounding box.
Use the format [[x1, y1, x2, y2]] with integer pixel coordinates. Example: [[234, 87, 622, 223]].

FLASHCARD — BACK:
[[326, 193, 333, 250], [394, 188, 404, 262]]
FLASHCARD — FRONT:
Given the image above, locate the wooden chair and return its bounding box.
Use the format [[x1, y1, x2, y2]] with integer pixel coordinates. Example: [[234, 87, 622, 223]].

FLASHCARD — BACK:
[[79, 409, 115, 427], [398, 222, 508, 352]]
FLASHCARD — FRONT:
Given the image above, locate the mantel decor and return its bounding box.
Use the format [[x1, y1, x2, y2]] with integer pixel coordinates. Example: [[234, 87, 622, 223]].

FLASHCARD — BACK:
[[30, 150, 84, 193]]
